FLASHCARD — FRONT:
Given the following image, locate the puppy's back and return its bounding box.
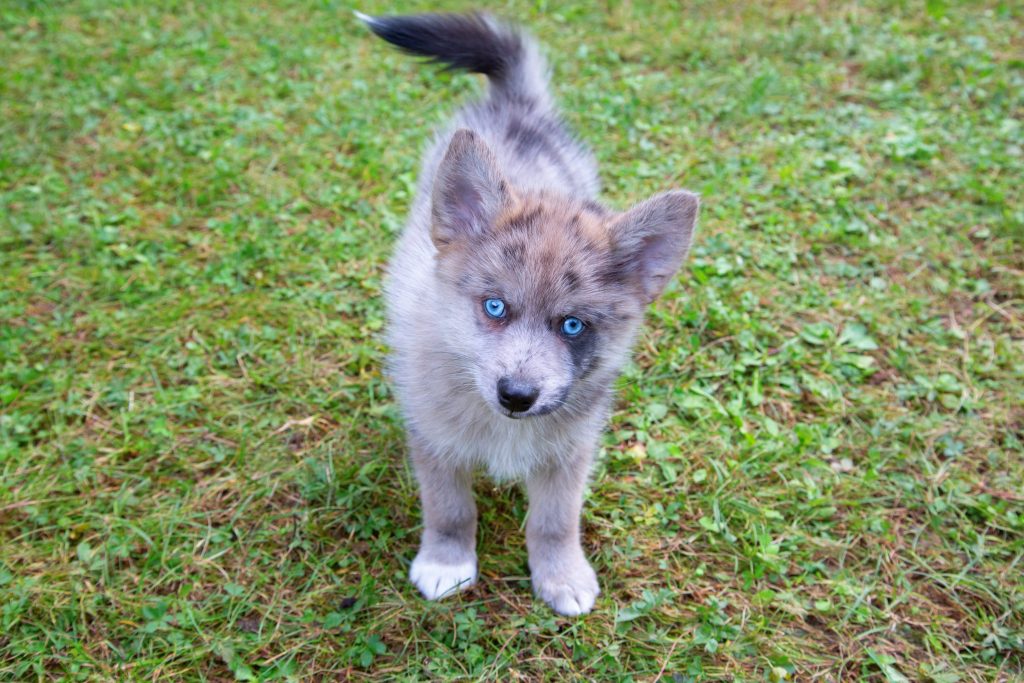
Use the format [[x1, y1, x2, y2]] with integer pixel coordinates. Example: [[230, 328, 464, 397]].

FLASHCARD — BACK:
[[360, 11, 599, 199]]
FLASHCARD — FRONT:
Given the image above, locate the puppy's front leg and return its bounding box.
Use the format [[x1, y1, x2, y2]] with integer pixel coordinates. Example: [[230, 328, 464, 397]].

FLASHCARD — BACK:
[[526, 451, 599, 616], [408, 442, 478, 600]]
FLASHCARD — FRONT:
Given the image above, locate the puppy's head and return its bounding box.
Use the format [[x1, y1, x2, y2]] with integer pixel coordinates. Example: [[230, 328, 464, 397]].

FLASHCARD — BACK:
[[431, 129, 698, 419]]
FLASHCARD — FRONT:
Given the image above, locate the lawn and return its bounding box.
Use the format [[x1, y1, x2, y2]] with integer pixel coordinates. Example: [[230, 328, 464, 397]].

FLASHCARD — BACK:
[[1, 0, 1022, 680]]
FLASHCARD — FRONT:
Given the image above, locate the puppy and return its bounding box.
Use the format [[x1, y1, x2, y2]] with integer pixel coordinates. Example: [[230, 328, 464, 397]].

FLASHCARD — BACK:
[[361, 11, 699, 615]]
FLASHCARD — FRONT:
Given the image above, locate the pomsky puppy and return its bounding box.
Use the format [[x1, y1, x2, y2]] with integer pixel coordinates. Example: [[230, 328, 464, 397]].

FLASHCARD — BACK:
[[360, 11, 699, 615]]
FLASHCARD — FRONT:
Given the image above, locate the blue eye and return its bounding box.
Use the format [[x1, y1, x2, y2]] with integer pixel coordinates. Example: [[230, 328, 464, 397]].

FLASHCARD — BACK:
[[483, 298, 506, 319], [561, 317, 584, 337]]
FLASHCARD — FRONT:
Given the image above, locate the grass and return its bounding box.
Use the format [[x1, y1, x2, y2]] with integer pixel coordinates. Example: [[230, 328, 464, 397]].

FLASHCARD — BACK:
[[1, 0, 1022, 680]]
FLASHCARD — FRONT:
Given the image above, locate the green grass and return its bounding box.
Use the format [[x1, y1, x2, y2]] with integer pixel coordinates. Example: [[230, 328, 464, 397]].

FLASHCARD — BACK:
[[2, 0, 1022, 680]]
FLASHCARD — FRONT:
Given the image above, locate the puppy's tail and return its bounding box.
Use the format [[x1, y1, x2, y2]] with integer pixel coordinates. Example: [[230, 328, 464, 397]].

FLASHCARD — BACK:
[[357, 11, 551, 110]]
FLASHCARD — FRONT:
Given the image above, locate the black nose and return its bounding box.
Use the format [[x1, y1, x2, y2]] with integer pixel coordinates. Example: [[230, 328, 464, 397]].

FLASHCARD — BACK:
[[497, 377, 539, 413]]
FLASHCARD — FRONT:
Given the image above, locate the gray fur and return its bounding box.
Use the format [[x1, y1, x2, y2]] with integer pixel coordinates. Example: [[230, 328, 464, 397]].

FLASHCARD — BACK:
[[362, 11, 699, 615]]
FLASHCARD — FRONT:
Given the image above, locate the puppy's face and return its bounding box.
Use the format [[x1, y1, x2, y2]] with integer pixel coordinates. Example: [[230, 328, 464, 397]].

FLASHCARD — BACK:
[[438, 198, 639, 418], [430, 130, 699, 419]]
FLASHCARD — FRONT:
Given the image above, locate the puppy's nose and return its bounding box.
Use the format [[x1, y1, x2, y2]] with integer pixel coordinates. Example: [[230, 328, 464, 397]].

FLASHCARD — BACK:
[[497, 377, 539, 413]]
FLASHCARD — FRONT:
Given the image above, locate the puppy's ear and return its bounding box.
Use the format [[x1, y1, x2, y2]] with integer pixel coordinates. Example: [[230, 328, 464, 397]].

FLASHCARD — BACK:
[[608, 190, 699, 303], [431, 129, 512, 249]]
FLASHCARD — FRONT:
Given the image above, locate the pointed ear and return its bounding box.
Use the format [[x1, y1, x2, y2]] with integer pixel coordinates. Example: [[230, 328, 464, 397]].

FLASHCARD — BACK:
[[431, 129, 512, 249], [608, 190, 699, 303]]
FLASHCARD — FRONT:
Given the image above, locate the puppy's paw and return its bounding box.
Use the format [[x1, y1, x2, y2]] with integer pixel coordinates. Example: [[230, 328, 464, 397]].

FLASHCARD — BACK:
[[410, 555, 477, 600], [532, 560, 599, 616]]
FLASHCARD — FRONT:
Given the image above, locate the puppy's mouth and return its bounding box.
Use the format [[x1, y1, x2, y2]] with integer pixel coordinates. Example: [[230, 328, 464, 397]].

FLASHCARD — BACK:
[[498, 402, 560, 420], [499, 406, 532, 420]]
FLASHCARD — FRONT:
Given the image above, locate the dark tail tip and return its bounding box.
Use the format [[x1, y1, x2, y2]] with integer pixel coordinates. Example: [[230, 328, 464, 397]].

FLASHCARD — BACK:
[[357, 11, 522, 80]]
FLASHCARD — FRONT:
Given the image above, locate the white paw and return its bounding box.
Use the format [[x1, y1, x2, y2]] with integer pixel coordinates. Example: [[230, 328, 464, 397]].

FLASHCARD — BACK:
[[409, 556, 477, 600], [533, 565, 600, 616]]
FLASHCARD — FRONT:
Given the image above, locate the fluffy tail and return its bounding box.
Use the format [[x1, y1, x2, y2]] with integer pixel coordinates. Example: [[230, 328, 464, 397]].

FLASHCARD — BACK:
[[357, 11, 551, 109]]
